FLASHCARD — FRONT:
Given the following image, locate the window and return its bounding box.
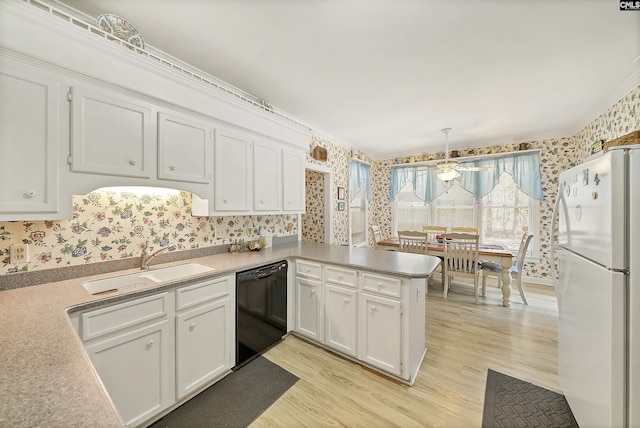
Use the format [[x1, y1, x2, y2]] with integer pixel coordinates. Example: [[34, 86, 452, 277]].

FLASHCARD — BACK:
[[393, 173, 539, 257]]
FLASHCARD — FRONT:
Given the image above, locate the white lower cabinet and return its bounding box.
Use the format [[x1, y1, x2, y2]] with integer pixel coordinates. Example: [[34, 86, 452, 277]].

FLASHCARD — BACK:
[[85, 319, 173, 427], [360, 292, 402, 376], [293, 260, 425, 384], [325, 284, 357, 356], [295, 276, 323, 341], [176, 297, 231, 399], [75, 274, 234, 427]]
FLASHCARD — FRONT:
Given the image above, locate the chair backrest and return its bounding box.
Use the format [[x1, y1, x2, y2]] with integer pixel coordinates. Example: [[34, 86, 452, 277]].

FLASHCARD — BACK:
[[370, 225, 383, 248], [423, 225, 447, 242], [398, 230, 428, 254], [513, 233, 533, 273], [442, 233, 479, 275], [450, 226, 478, 234]]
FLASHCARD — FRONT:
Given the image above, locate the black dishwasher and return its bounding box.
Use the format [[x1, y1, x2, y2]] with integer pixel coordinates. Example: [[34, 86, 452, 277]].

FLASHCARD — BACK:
[[235, 260, 288, 366]]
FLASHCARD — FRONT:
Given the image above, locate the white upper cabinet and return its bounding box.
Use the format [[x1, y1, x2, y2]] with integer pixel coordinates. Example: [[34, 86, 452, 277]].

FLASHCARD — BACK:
[[253, 139, 282, 211], [70, 85, 154, 179], [213, 128, 252, 212], [282, 148, 305, 211], [158, 112, 212, 184], [0, 56, 60, 217]]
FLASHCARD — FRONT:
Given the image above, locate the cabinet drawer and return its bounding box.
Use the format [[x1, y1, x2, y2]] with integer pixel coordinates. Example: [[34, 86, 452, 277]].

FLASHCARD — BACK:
[[81, 293, 168, 341], [176, 276, 230, 311], [296, 260, 323, 280], [325, 266, 357, 288], [362, 273, 401, 298]]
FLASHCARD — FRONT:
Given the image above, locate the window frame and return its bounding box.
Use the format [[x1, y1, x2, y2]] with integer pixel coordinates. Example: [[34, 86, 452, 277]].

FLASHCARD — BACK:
[[391, 175, 540, 260]]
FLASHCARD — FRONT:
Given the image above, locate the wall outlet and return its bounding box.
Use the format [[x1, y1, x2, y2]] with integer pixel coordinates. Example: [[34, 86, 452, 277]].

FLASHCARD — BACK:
[[10, 244, 29, 263]]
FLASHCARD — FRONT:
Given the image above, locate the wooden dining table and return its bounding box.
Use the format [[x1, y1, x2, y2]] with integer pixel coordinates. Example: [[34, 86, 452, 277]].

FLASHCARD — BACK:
[[377, 238, 515, 307]]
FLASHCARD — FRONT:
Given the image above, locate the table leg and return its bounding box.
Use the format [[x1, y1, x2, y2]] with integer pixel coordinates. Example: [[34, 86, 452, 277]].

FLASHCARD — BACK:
[[500, 258, 512, 307]]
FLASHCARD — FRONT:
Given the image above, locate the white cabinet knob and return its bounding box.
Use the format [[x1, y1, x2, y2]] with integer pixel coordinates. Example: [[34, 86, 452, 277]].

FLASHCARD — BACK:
[[260, 200, 264, 205], [223, 199, 228, 203], [146, 339, 154, 348], [310, 289, 315, 295], [371, 306, 377, 312], [190, 323, 196, 331], [129, 160, 137, 166], [170, 165, 176, 171], [344, 298, 350, 303], [338, 275, 343, 280], [25, 191, 36, 198], [377, 282, 384, 288]]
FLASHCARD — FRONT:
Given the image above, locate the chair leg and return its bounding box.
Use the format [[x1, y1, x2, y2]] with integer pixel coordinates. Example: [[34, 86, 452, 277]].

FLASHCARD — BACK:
[[480, 272, 487, 297], [473, 275, 479, 304], [516, 275, 528, 305]]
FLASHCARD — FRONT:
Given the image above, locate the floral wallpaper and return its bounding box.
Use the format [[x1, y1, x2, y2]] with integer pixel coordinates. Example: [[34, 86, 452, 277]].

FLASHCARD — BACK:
[[574, 85, 639, 162], [0, 190, 297, 275], [305, 136, 351, 245], [302, 169, 325, 243]]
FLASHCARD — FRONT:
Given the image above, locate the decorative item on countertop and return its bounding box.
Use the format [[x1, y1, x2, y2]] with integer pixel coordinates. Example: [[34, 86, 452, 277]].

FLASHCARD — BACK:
[[246, 239, 264, 251], [97, 14, 144, 49], [230, 240, 242, 253]]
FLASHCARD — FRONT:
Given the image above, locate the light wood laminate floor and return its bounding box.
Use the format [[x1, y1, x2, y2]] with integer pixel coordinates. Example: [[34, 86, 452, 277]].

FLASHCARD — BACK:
[[256, 281, 559, 427]]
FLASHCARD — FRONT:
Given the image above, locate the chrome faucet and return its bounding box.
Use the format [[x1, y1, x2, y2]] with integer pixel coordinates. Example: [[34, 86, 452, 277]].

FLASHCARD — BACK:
[[140, 242, 176, 270]]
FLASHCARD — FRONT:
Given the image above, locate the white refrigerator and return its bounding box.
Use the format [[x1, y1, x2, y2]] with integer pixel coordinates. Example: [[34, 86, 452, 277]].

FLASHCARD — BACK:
[[551, 146, 639, 428]]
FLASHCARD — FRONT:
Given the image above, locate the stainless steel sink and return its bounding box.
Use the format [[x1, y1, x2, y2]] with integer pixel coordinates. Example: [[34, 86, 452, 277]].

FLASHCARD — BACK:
[[82, 263, 215, 295]]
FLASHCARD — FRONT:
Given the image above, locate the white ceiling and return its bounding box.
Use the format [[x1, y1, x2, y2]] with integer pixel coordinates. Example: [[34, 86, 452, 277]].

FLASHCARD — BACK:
[[54, 0, 640, 160]]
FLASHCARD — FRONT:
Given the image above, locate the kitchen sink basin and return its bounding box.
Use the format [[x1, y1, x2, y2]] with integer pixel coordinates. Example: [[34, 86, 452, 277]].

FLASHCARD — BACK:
[[83, 263, 215, 295]]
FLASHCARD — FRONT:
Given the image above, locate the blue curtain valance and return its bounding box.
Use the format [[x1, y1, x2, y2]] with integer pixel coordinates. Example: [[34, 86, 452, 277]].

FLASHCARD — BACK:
[[349, 160, 371, 202], [389, 151, 543, 203]]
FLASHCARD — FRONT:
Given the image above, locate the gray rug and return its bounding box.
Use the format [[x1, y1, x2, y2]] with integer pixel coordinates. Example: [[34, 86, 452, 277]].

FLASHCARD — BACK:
[[482, 369, 578, 428], [150, 356, 298, 428]]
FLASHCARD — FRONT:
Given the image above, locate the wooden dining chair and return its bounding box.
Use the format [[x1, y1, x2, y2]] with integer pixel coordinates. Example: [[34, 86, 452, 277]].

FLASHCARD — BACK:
[[450, 226, 478, 234], [397, 230, 428, 254], [422, 225, 447, 284], [369, 225, 384, 249], [481, 232, 533, 305], [422, 225, 447, 242], [442, 233, 481, 303]]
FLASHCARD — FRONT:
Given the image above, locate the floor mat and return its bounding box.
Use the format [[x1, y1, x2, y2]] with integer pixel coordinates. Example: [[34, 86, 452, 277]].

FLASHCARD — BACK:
[[482, 369, 578, 428], [150, 356, 298, 428]]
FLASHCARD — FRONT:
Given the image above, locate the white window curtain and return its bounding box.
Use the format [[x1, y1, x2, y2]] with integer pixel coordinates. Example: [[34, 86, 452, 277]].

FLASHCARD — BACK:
[[390, 151, 543, 203], [349, 160, 371, 202]]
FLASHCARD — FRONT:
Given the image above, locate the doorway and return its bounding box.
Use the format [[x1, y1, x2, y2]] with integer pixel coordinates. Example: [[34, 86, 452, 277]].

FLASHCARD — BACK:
[[302, 163, 332, 244]]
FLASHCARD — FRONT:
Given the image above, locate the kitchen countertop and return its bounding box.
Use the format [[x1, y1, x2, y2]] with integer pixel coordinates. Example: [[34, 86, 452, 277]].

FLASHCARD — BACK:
[[0, 242, 440, 427]]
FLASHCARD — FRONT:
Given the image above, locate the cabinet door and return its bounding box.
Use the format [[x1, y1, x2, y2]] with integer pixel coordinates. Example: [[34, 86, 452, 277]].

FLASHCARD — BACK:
[[253, 140, 281, 211], [158, 112, 212, 184], [282, 149, 305, 211], [325, 284, 357, 356], [0, 58, 60, 214], [176, 298, 231, 399], [295, 277, 323, 341], [360, 293, 402, 376], [85, 320, 172, 428], [70, 85, 153, 178], [213, 128, 252, 211]]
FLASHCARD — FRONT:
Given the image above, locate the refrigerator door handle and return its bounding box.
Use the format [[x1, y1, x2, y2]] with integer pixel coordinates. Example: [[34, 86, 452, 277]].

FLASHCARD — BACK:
[[550, 183, 568, 296]]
